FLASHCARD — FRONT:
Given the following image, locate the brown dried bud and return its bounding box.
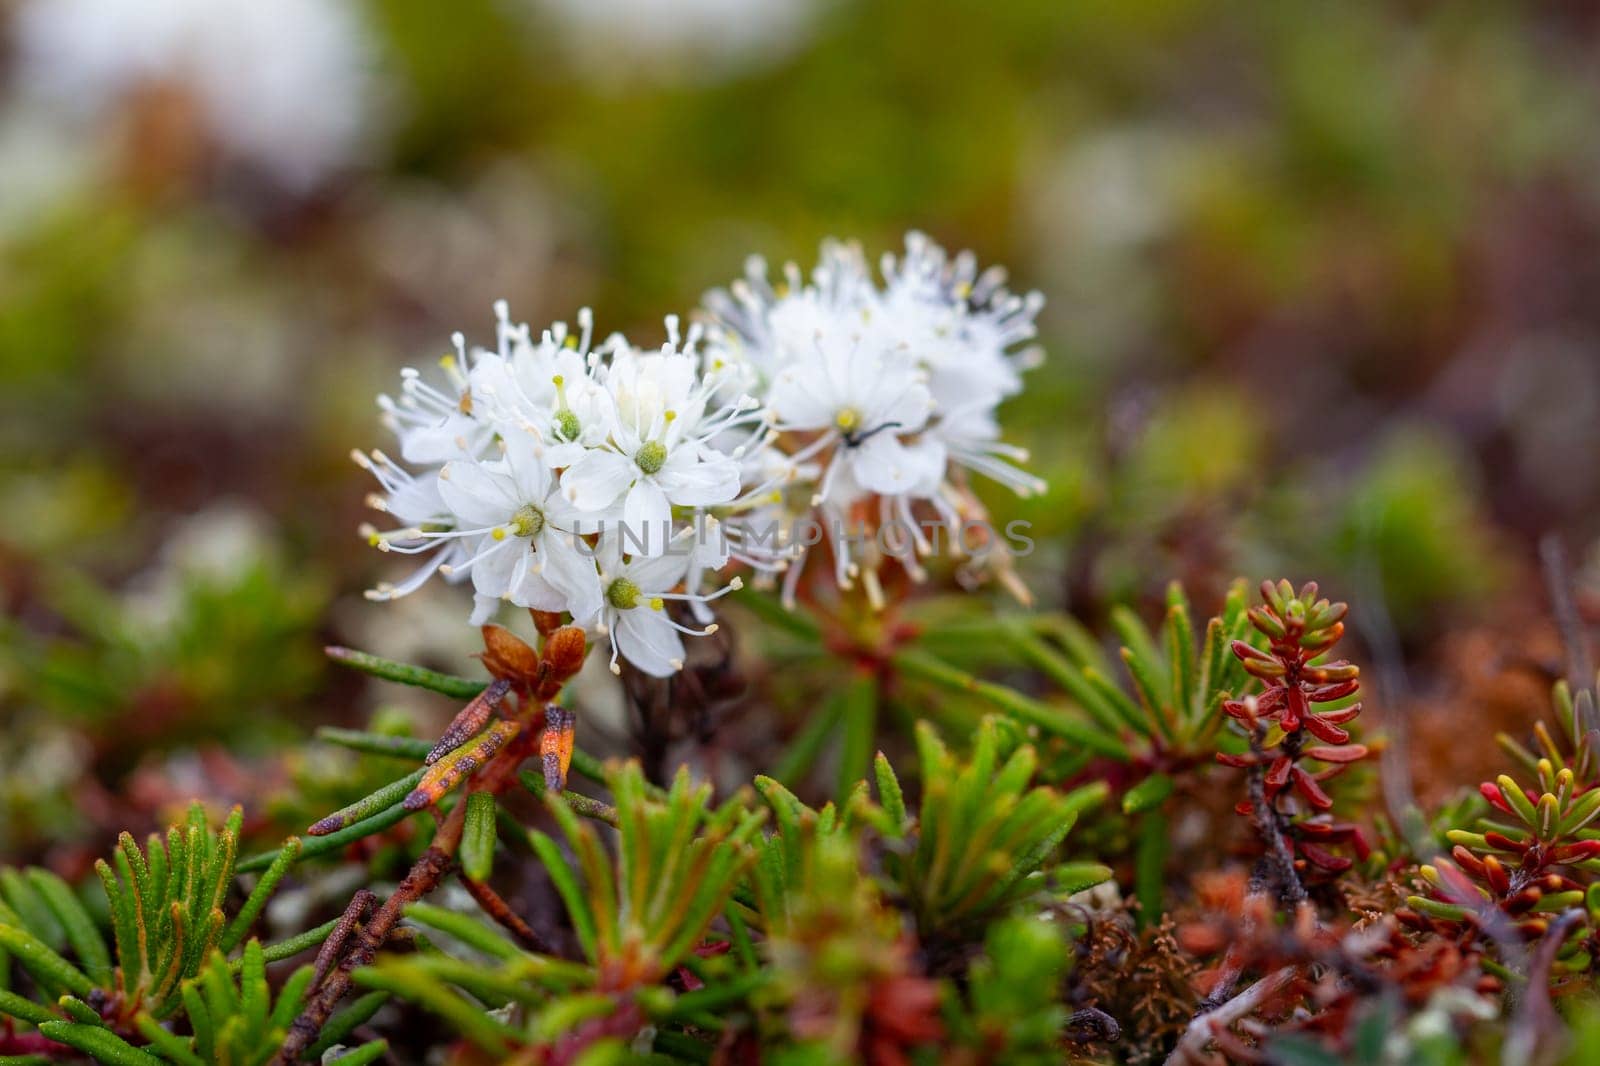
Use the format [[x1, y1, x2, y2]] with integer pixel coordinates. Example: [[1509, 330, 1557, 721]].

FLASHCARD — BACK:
[[529, 609, 565, 636], [541, 626, 587, 687], [481, 624, 541, 692]]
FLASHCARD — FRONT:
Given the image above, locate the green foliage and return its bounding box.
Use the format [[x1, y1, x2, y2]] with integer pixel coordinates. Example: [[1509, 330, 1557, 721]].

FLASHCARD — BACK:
[[532, 762, 766, 989], [1331, 429, 1502, 629], [1023, 580, 1254, 772], [0, 803, 304, 1057], [4, 545, 326, 756], [133, 945, 314, 1066], [350, 761, 764, 1058], [948, 916, 1074, 1065], [881, 719, 1107, 939]]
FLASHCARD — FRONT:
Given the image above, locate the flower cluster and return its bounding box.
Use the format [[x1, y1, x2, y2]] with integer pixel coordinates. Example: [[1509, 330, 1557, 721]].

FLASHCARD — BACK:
[[702, 232, 1046, 608], [359, 234, 1047, 675], [359, 307, 761, 676]]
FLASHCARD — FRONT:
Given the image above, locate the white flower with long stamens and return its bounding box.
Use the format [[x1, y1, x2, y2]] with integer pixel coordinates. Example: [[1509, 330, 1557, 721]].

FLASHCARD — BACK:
[[590, 532, 741, 676], [700, 231, 1048, 603], [354, 451, 472, 604], [431, 430, 603, 626], [766, 336, 943, 507], [467, 302, 614, 469], [379, 334, 496, 466], [878, 232, 1046, 496], [561, 318, 756, 554], [362, 304, 770, 673]]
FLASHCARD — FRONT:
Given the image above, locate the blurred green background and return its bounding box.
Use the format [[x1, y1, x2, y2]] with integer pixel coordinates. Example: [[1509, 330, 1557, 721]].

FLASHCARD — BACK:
[[3, 0, 1599, 857]]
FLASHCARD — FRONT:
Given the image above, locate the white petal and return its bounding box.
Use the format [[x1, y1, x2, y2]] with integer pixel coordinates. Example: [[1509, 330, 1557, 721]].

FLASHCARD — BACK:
[[615, 609, 685, 677], [542, 441, 589, 470], [537, 529, 604, 624], [502, 429, 552, 501], [469, 593, 501, 626], [469, 538, 519, 600], [655, 449, 741, 507], [438, 460, 517, 527], [767, 363, 836, 428], [562, 450, 636, 512], [510, 564, 567, 613], [849, 433, 944, 497], [626, 546, 690, 592], [875, 379, 934, 433], [622, 479, 673, 556]]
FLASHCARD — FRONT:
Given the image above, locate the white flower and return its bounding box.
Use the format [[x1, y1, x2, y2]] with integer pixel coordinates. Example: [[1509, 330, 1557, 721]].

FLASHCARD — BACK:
[[703, 232, 1044, 507], [361, 304, 769, 672], [878, 232, 1046, 496], [766, 336, 944, 506], [355, 450, 472, 604], [378, 337, 497, 466], [13, 0, 376, 192], [432, 430, 603, 626], [590, 533, 740, 676], [700, 232, 1048, 605], [467, 302, 613, 469], [561, 318, 756, 554]]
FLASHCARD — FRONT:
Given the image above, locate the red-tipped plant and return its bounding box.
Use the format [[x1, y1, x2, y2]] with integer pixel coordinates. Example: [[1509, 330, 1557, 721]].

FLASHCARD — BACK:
[[1216, 581, 1372, 896]]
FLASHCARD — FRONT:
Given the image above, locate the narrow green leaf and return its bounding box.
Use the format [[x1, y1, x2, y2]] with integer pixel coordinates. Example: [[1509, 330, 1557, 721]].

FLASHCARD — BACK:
[[269, 965, 316, 1033], [237, 801, 414, 874], [0, 871, 63, 950], [222, 837, 302, 953], [1121, 773, 1175, 816], [26, 869, 112, 988], [36, 1021, 163, 1066], [57, 995, 105, 1025], [1111, 606, 1170, 695], [0, 987, 56, 1025], [134, 1015, 205, 1066], [529, 830, 597, 961], [325, 1039, 390, 1065], [874, 753, 907, 834], [258, 917, 340, 965], [1120, 646, 1175, 742], [94, 861, 136, 998], [306, 991, 390, 1060], [239, 940, 269, 1043], [1054, 862, 1114, 896], [181, 983, 212, 1061], [0, 922, 94, 998], [771, 694, 847, 785], [460, 792, 499, 883], [1134, 812, 1169, 928], [892, 649, 1127, 758], [1008, 632, 1130, 736], [403, 903, 519, 961], [834, 673, 879, 805], [325, 646, 489, 699], [1165, 596, 1198, 723], [315, 728, 434, 760], [353, 963, 516, 1056], [309, 770, 428, 838]]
